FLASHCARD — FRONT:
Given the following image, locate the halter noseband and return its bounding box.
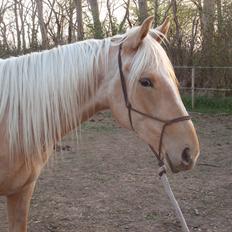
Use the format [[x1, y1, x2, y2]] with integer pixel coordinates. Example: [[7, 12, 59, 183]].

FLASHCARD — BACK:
[[118, 43, 191, 171]]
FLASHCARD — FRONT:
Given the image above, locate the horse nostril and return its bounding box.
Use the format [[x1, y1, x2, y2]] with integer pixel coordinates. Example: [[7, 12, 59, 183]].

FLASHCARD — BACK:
[[181, 147, 192, 165]]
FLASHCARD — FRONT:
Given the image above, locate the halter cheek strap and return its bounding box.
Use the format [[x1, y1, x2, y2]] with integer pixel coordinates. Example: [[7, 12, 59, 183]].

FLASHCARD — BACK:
[[118, 44, 134, 130], [118, 43, 191, 170]]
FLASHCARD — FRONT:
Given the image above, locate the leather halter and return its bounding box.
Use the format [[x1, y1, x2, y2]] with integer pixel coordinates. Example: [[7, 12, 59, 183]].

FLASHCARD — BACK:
[[118, 43, 191, 172]]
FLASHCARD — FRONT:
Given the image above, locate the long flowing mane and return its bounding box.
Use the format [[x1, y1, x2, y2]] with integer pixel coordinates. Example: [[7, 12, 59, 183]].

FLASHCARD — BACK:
[[0, 28, 177, 164], [0, 39, 111, 162]]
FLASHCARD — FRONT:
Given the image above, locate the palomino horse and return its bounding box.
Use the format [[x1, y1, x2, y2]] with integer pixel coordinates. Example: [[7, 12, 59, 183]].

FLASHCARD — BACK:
[[0, 17, 200, 232]]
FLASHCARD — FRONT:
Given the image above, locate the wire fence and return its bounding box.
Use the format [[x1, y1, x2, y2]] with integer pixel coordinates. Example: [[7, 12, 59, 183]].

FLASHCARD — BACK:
[[174, 66, 232, 109]]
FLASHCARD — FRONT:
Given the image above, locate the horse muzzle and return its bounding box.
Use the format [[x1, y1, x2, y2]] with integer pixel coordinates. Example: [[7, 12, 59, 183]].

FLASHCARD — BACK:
[[165, 149, 196, 173]]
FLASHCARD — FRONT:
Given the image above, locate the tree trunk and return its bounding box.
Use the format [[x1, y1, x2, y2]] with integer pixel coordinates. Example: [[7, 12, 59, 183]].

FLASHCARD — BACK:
[[187, 16, 199, 66], [153, 0, 159, 27], [118, 0, 130, 33], [88, 0, 103, 39], [1, 22, 10, 53], [35, 0, 48, 49], [202, 0, 215, 65], [138, 0, 148, 24], [18, 1, 26, 51], [171, 0, 183, 65], [31, 1, 38, 50], [216, 0, 222, 35], [107, 0, 117, 35], [13, 0, 21, 52], [68, 0, 75, 43], [74, 0, 84, 40]]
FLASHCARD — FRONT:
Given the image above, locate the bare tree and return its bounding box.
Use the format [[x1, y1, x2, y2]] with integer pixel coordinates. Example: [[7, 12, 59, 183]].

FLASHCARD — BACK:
[[46, 0, 64, 45], [216, 0, 222, 35], [13, 0, 21, 52], [202, 0, 215, 65], [18, 0, 26, 51], [138, 0, 148, 23], [171, 0, 183, 64], [67, 0, 75, 43], [74, 0, 84, 40], [153, 0, 159, 27], [187, 15, 200, 66], [118, 0, 130, 33], [35, 0, 48, 48], [0, 0, 12, 53], [30, 0, 39, 50], [106, 0, 117, 35], [88, 0, 103, 39]]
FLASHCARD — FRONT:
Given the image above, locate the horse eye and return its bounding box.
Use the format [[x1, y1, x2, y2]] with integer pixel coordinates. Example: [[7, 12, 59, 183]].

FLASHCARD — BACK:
[[139, 78, 153, 88]]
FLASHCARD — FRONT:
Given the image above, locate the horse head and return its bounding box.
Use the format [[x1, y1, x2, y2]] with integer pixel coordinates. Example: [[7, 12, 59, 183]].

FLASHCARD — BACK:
[[107, 17, 200, 173]]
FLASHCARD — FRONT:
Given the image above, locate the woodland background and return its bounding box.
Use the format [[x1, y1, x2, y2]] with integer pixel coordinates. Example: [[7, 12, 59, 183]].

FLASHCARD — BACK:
[[0, 0, 231, 90]]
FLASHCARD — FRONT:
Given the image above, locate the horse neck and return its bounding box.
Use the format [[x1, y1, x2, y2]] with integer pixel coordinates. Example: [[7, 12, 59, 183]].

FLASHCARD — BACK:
[[58, 42, 110, 136]]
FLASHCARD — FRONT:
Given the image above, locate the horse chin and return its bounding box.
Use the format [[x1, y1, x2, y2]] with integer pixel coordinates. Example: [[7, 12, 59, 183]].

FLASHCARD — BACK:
[[165, 153, 180, 173]]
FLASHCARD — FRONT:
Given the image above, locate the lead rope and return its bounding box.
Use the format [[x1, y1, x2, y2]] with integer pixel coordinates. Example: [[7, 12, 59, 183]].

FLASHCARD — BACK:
[[149, 145, 190, 232], [158, 165, 190, 232]]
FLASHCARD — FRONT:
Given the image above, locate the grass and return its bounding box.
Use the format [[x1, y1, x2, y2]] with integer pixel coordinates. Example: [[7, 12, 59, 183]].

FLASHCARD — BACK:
[[182, 95, 232, 114]]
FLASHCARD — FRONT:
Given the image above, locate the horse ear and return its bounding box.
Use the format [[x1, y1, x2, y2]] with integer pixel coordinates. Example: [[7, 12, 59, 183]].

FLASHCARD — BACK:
[[151, 17, 170, 43], [123, 16, 154, 50]]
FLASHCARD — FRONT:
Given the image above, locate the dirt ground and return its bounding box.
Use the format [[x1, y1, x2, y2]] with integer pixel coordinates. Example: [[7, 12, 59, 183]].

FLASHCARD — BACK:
[[0, 112, 232, 232]]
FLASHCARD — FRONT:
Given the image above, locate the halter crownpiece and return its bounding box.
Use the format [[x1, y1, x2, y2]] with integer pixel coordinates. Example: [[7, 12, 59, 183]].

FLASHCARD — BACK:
[[118, 43, 191, 171]]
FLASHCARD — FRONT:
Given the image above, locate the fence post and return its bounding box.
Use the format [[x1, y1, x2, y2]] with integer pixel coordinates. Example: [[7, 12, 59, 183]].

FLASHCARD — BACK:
[[191, 67, 195, 109]]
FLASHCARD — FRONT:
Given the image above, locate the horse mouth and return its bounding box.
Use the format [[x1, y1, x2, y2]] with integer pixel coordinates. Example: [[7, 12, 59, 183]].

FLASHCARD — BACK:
[[165, 153, 180, 173]]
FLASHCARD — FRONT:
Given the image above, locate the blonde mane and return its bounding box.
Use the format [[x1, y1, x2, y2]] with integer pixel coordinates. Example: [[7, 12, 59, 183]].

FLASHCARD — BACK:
[[0, 28, 177, 164], [0, 39, 111, 162]]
